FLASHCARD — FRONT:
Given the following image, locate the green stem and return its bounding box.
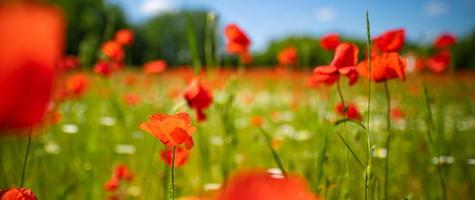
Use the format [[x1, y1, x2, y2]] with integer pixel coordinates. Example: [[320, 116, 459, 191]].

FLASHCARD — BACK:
[[20, 130, 32, 187], [168, 146, 176, 200], [364, 10, 373, 200], [259, 128, 287, 178], [423, 83, 448, 200], [336, 79, 346, 114], [383, 80, 391, 200], [336, 131, 365, 168]]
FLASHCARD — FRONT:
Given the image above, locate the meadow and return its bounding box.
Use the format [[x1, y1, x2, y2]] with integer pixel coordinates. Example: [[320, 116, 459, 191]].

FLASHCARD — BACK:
[[1, 68, 475, 199]]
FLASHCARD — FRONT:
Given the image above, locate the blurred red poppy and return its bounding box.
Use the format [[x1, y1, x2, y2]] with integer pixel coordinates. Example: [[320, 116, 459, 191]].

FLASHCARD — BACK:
[[250, 116, 264, 127], [101, 40, 124, 62], [58, 55, 79, 71], [0, 187, 38, 200], [143, 60, 167, 74], [0, 1, 64, 129], [320, 33, 340, 51], [114, 164, 134, 182], [391, 107, 405, 120], [310, 43, 359, 86], [224, 24, 250, 49], [94, 60, 113, 77], [104, 177, 120, 192], [239, 51, 253, 65], [160, 146, 190, 167], [216, 169, 321, 200], [123, 93, 141, 106], [139, 112, 196, 149], [433, 33, 456, 49], [358, 53, 406, 82], [374, 29, 405, 53], [277, 47, 298, 66], [114, 29, 134, 46], [66, 73, 89, 98], [184, 79, 213, 122], [335, 102, 362, 121], [426, 50, 451, 73]]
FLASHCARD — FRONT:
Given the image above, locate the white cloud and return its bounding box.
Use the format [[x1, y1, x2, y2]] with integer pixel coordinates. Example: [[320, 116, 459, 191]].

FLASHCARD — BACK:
[[140, 0, 174, 16], [424, 1, 448, 17], [314, 6, 337, 23]]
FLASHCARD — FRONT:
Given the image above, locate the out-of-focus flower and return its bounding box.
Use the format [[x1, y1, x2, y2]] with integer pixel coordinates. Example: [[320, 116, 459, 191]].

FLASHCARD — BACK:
[[160, 146, 190, 167], [239, 51, 253, 65], [58, 55, 79, 71], [216, 169, 321, 200], [277, 47, 298, 66], [358, 52, 406, 82], [143, 60, 167, 75], [224, 23, 252, 64], [101, 40, 124, 62], [0, 1, 64, 129], [320, 33, 340, 51], [123, 93, 141, 106], [66, 73, 89, 98], [114, 29, 134, 46], [0, 187, 38, 200], [433, 33, 456, 49], [335, 102, 362, 121], [250, 116, 264, 127], [139, 112, 196, 149], [426, 50, 451, 73], [373, 29, 405, 53], [104, 177, 120, 192], [94, 60, 113, 77], [183, 79, 213, 122], [391, 107, 405, 121], [114, 164, 134, 182], [310, 43, 359, 86]]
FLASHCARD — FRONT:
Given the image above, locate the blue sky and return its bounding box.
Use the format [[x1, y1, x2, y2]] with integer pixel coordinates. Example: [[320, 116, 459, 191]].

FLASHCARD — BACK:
[[107, 0, 475, 50]]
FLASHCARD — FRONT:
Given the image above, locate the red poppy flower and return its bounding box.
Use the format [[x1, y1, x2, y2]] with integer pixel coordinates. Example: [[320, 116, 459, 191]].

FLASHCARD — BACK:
[[250, 116, 264, 127], [160, 146, 190, 167], [114, 164, 133, 182], [224, 24, 250, 47], [358, 53, 406, 82], [216, 169, 321, 200], [335, 102, 362, 121], [239, 51, 253, 65], [123, 93, 140, 106], [66, 73, 89, 97], [426, 50, 451, 73], [143, 60, 167, 74], [139, 112, 196, 149], [104, 177, 120, 192], [433, 33, 456, 49], [320, 33, 340, 51], [0, 2, 64, 129], [391, 107, 405, 120], [277, 47, 298, 66], [183, 79, 213, 122], [114, 29, 134, 46], [101, 40, 124, 62], [226, 42, 248, 55], [58, 55, 79, 71], [310, 43, 359, 86], [93, 60, 113, 77], [0, 188, 38, 200], [373, 29, 405, 52]]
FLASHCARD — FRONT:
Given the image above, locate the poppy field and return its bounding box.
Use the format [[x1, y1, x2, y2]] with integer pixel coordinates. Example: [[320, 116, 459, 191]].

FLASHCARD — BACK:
[[1, 1, 475, 200]]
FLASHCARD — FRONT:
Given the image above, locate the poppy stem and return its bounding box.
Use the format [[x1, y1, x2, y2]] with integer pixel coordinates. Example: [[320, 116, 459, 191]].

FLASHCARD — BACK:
[[336, 78, 346, 114], [364, 10, 373, 200], [259, 127, 287, 178], [422, 83, 448, 200], [383, 80, 391, 200], [20, 129, 32, 187], [169, 146, 177, 200]]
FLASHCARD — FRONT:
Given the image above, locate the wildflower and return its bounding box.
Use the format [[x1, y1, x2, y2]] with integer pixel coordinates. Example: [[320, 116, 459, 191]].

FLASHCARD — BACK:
[[358, 52, 406, 82], [94, 60, 113, 77], [224, 24, 252, 64], [0, 1, 64, 129], [101, 40, 124, 62], [250, 116, 264, 127], [139, 112, 196, 149], [143, 60, 167, 75], [277, 47, 298, 66], [320, 33, 340, 51], [310, 43, 359, 86], [216, 169, 321, 200], [391, 107, 405, 121], [335, 102, 362, 121], [66, 73, 89, 97], [426, 50, 451, 73], [373, 29, 405, 53], [183, 79, 213, 122], [433, 33, 456, 49], [0, 187, 38, 200], [160, 146, 190, 167], [58, 55, 79, 71], [114, 29, 134, 46], [123, 93, 141, 106]]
